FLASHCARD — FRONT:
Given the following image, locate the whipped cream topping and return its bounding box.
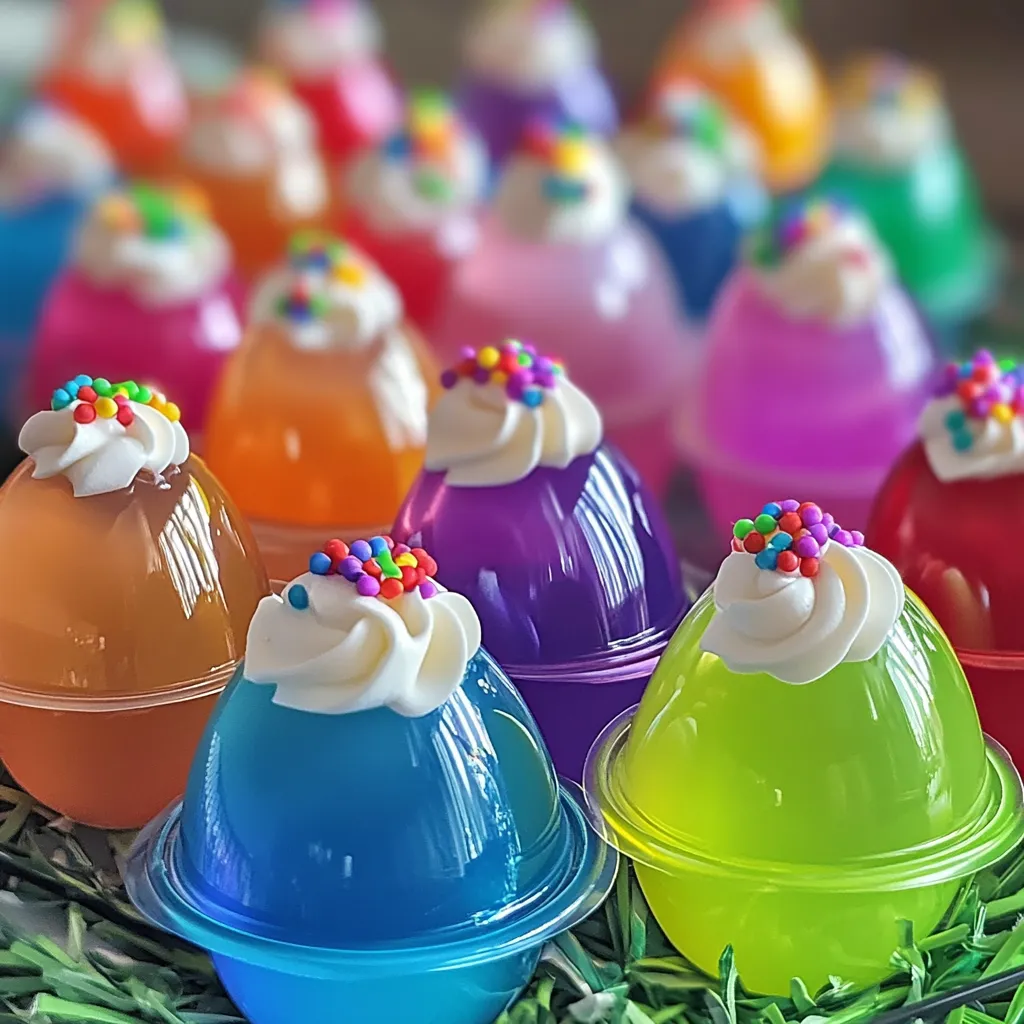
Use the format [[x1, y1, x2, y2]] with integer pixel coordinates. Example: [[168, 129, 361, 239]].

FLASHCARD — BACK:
[[920, 352, 1024, 483], [249, 233, 403, 351], [75, 185, 231, 307], [690, 0, 795, 67], [245, 537, 482, 717], [463, 0, 598, 90], [494, 121, 628, 245], [347, 91, 487, 236], [749, 198, 891, 327], [259, 0, 382, 79], [616, 81, 760, 216], [19, 375, 190, 498], [832, 54, 949, 170], [0, 105, 113, 206], [700, 500, 905, 685], [425, 341, 602, 487]]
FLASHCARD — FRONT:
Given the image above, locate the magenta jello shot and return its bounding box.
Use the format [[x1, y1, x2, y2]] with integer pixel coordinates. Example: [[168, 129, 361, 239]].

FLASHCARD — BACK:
[[432, 118, 695, 496], [26, 183, 244, 442], [393, 342, 687, 781], [678, 196, 937, 545]]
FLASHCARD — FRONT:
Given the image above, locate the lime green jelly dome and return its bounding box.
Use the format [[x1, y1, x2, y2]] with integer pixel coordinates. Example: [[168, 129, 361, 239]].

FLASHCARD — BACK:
[[587, 589, 1024, 994]]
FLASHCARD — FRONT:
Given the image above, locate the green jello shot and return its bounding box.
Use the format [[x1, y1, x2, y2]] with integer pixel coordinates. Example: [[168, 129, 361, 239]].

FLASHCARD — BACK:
[[586, 502, 1024, 994]]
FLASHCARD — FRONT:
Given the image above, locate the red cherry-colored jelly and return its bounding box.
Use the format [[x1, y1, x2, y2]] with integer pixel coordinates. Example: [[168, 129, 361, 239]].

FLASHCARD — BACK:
[[868, 441, 1024, 765]]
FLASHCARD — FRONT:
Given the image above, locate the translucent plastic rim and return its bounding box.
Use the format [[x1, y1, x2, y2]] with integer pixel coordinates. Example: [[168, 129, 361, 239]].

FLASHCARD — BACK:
[[124, 779, 619, 978], [0, 661, 239, 713], [584, 705, 1024, 893], [958, 647, 1024, 673]]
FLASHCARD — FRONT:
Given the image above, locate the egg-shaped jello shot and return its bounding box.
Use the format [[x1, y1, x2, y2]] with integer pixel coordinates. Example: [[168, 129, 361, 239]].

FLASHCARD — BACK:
[[586, 500, 1024, 994], [26, 183, 245, 441], [126, 537, 616, 1024], [679, 196, 936, 544], [869, 351, 1024, 766], [394, 343, 687, 779], [180, 68, 335, 284], [0, 377, 269, 828], [205, 232, 438, 580]]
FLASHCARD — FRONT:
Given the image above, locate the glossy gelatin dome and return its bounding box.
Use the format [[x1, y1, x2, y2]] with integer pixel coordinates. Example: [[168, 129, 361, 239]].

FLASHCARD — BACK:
[[0, 380, 267, 703], [394, 343, 686, 670]]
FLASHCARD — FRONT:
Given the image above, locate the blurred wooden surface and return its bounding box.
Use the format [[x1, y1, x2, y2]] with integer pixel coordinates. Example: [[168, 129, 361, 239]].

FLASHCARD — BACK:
[[159, 1, 1024, 219]]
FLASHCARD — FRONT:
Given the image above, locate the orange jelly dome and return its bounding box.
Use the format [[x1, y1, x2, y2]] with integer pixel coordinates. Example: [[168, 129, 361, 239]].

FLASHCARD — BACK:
[[205, 321, 439, 531], [0, 456, 269, 700]]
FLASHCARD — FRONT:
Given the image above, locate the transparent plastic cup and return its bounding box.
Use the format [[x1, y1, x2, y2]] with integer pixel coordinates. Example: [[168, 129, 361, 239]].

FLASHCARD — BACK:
[[432, 214, 696, 496], [26, 267, 245, 443], [869, 441, 1024, 767], [586, 589, 1024, 994], [204, 320, 439, 582], [393, 446, 688, 779], [126, 651, 618, 1024], [677, 268, 938, 544], [0, 456, 269, 829]]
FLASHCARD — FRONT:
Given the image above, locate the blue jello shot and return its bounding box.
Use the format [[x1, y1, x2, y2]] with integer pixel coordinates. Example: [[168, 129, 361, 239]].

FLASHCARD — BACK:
[[126, 536, 617, 1024]]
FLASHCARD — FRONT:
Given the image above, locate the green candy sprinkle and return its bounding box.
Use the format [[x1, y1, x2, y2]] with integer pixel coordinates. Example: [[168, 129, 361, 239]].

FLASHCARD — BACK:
[[92, 378, 112, 397], [135, 385, 152, 404], [754, 513, 778, 535], [733, 518, 755, 540]]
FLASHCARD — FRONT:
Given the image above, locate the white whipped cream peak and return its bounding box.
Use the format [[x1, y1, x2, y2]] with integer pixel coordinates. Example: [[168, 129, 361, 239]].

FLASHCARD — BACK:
[[701, 502, 905, 684], [463, 0, 598, 90], [0, 104, 113, 205], [425, 341, 602, 487], [74, 186, 231, 307], [690, 0, 794, 67], [259, 0, 383, 79], [832, 53, 949, 170], [494, 122, 628, 245], [617, 81, 761, 215], [347, 91, 488, 235], [920, 353, 1024, 483], [19, 376, 190, 498], [750, 200, 892, 327], [249, 234, 403, 351], [245, 538, 482, 717]]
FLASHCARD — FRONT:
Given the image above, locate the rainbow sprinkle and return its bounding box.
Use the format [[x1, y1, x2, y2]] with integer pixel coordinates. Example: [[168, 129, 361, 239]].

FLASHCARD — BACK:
[[839, 54, 938, 113], [648, 80, 728, 151], [732, 501, 864, 577], [521, 119, 596, 205], [749, 196, 848, 268], [936, 351, 1024, 453], [50, 375, 181, 427], [290, 536, 439, 605], [381, 90, 468, 203], [277, 231, 368, 324], [441, 341, 564, 407], [96, 183, 210, 242]]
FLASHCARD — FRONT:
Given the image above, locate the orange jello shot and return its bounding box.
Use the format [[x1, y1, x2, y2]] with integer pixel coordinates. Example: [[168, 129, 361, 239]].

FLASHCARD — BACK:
[[205, 232, 439, 580], [0, 375, 269, 829], [41, 0, 187, 177], [180, 69, 335, 283]]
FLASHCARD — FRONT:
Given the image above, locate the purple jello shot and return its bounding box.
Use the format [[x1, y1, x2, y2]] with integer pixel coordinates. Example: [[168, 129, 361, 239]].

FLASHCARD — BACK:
[[393, 342, 687, 780], [677, 195, 938, 546]]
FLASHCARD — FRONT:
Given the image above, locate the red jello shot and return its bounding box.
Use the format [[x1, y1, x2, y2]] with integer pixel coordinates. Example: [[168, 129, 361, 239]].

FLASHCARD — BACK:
[[869, 350, 1024, 766]]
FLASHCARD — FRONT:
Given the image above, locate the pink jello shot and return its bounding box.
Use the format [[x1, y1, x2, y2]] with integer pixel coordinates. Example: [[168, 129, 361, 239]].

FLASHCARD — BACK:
[[27, 183, 244, 442], [432, 118, 694, 496], [678, 196, 937, 545]]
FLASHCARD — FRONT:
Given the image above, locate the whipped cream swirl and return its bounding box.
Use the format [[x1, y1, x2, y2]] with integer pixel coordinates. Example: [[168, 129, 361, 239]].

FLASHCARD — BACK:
[[425, 342, 602, 487], [19, 385, 190, 498], [701, 539, 905, 685], [463, 0, 597, 90], [920, 352, 1024, 483], [249, 239, 403, 351], [0, 105, 113, 206], [751, 205, 891, 327], [245, 565, 482, 717], [494, 134, 628, 245], [259, 0, 382, 79]]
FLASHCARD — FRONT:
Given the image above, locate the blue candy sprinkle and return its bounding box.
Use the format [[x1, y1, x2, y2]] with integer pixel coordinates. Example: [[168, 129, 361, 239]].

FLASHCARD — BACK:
[[370, 536, 390, 556], [287, 584, 310, 610], [350, 540, 372, 562], [74, 374, 92, 386], [952, 430, 974, 452], [755, 549, 779, 571], [51, 389, 71, 411], [522, 387, 544, 408], [309, 552, 332, 575], [542, 175, 588, 203], [770, 532, 793, 551], [382, 133, 412, 160], [945, 410, 967, 431], [65, 380, 80, 398], [761, 502, 782, 519]]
